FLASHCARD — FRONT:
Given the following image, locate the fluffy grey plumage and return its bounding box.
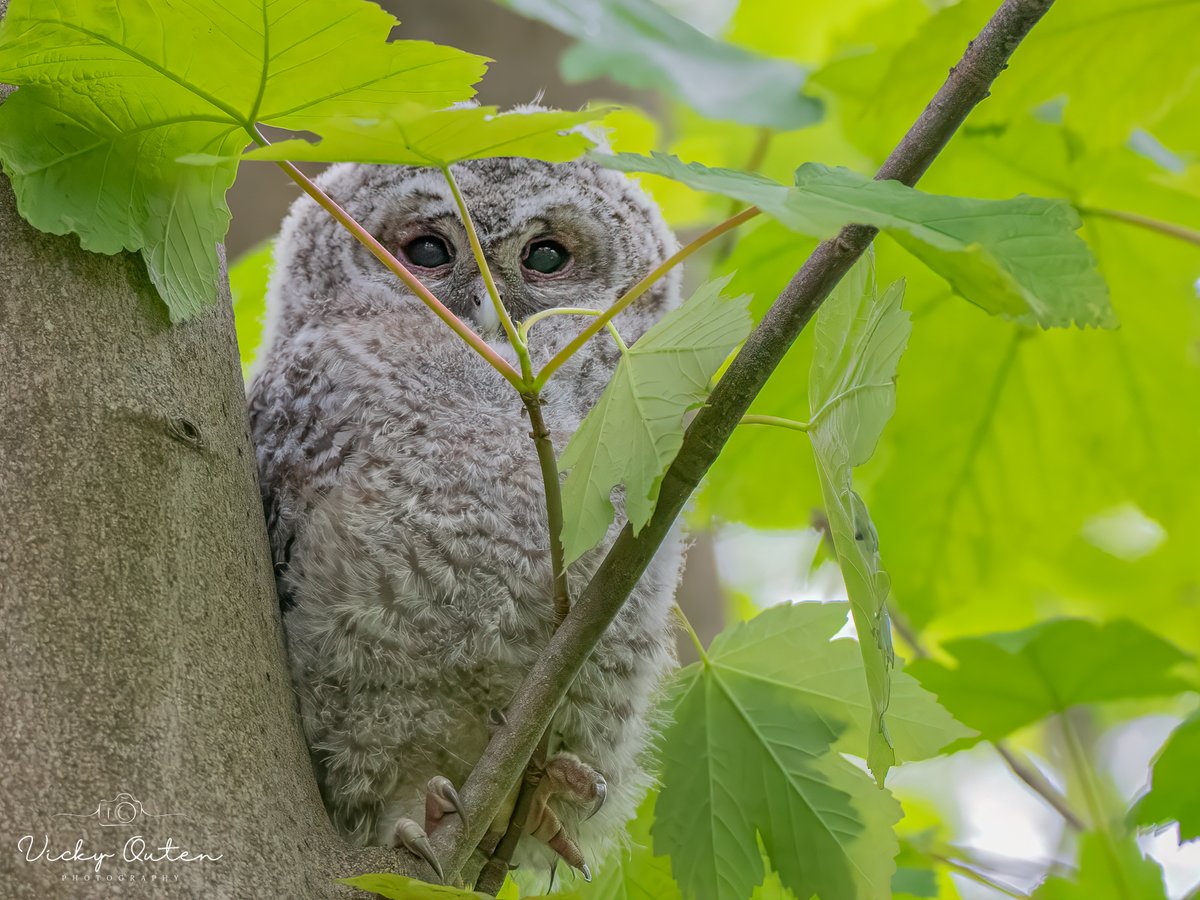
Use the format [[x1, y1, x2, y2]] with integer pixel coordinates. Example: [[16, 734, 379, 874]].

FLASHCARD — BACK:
[[247, 156, 685, 880]]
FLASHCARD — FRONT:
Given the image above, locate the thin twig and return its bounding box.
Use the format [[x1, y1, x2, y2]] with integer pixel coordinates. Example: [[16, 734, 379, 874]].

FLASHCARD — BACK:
[[929, 852, 1030, 899], [888, 605, 928, 659], [994, 742, 1085, 831], [474, 732, 550, 894], [524, 394, 571, 624], [472, 394, 571, 892], [888, 609, 1082, 830], [425, 1, 1059, 882]]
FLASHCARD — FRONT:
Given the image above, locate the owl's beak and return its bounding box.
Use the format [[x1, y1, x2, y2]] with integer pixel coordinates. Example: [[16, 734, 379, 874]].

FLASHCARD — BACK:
[[466, 277, 502, 337]]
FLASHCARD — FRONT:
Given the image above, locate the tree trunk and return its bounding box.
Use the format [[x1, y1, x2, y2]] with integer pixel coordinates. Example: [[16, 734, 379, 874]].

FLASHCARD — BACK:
[[0, 80, 394, 900]]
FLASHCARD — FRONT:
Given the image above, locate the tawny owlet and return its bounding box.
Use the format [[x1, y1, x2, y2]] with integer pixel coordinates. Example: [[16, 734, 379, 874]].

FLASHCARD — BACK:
[[247, 155, 685, 884]]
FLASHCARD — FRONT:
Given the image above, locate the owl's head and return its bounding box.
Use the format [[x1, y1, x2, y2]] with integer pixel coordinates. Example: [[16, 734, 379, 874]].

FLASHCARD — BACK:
[[263, 157, 681, 356]]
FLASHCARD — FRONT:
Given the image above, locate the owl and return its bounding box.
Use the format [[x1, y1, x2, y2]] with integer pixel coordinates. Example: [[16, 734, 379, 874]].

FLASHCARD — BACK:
[[247, 155, 685, 886]]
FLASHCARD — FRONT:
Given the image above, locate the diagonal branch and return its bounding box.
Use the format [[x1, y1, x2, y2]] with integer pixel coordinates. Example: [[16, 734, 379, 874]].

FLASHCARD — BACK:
[[426, 0, 1058, 883]]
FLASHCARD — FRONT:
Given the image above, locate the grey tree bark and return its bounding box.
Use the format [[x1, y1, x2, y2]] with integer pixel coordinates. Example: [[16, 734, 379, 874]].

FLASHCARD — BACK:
[[0, 42, 397, 898]]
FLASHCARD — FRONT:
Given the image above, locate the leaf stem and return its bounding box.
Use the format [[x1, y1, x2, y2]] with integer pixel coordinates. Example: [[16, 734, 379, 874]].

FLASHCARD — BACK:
[[441, 164, 533, 382], [518, 306, 627, 352], [532, 205, 761, 390], [673, 604, 709, 664], [1058, 710, 1134, 899], [272, 158, 524, 389], [714, 127, 773, 262], [738, 414, 810, 433], [1079, 206, 1200, 247]]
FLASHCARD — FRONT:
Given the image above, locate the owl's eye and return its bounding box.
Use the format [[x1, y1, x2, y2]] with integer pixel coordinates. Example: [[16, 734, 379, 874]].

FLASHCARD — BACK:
[[522, 239, 570, 276], [402, 235, 453, 269]]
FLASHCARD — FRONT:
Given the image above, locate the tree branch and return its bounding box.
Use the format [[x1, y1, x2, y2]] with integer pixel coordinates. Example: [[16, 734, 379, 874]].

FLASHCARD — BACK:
[[994, 742, 1085, 831], [428, 0, 1058, 882]]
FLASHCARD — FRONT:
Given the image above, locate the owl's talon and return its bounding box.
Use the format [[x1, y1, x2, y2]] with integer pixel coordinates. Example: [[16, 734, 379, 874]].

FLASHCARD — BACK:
[[426, 775, 467, 835], [393, 817, 443, 882], [523, 753, 606, 880], [584, 778, 607, 822]]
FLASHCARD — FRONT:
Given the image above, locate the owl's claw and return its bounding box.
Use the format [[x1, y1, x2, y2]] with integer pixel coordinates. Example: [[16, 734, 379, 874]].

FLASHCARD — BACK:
[[393, 817, 443, 883], [426, 775, 467, 835], [525, 753, 606, 881], [585, 779, 607, 822]]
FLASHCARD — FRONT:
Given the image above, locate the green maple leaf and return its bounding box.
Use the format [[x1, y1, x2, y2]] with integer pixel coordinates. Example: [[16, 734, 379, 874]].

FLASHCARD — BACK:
[[1033, 832, 1168, 900], [570, 793, 681, 900], [907, 619, 1194, 744], [0, 0, 485, 319], [1133, 711, 1200, 843], [701, 602, 973, 765], [805, 259, 911, 782], [652, 600, 973, 900], [233, 104, 607, 167], [493, 0, 822, 130], [595, 152, 1113, 329], [558, 276, 752, 565]]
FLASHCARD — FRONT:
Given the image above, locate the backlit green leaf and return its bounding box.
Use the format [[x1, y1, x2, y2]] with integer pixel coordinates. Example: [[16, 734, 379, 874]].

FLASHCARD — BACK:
[[493, 0, 822, 130], [1033, 832, 1168, 900], [806, 260, 909, 781], [706, 602, 973, 764], [0, 0, 485, 319], [575, 793, 682, 900], [1133, 711, 1200, 842], [338, 873, 489, 899], [654, 601, 906, 900], [833, 0, 1200, 152], [595, 152, 1114, 329], [558, 276, 752, 565], [907, 619, 1194, 744], [236, 105, 604, 167]]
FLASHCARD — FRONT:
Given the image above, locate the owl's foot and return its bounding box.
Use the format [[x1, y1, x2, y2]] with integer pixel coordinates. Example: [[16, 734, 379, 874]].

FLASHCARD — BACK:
[[392, 776, 467, 883], [426, 775, 468, 835], [526, 753, 607, 882], [393, 817, 443, 882]]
